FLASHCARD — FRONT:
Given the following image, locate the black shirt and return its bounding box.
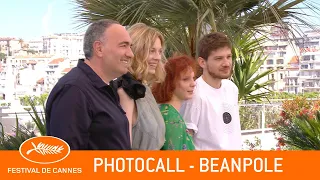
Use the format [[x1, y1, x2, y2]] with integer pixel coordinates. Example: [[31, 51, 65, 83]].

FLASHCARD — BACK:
[[45, 59, 131, 150]]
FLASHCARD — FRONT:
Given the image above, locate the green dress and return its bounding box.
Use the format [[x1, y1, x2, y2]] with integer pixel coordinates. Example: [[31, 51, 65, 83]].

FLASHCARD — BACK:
[[159, 104, 195, 150]]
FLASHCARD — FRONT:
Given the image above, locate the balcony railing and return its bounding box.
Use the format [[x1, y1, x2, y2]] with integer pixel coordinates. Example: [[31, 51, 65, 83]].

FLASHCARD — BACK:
[[0, 103, 284, 150], [285, 83, 299, 86]]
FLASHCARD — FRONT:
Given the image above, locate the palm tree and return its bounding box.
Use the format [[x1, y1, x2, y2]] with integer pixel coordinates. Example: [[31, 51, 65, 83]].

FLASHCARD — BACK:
[[73, 0, 320, 56], [72, 0, 320, 101]]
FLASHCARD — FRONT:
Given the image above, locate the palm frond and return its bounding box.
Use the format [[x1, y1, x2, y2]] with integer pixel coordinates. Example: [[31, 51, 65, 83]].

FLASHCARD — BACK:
[[73, 0, 320, 56], [232, 33, 275, 102]]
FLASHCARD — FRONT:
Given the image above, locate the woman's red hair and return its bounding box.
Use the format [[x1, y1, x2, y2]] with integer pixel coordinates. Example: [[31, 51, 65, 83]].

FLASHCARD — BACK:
[[152, 55, 196, 103]]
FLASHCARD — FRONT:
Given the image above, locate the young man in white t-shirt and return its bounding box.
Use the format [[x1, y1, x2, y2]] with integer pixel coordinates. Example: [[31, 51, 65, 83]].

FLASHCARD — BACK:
[[180, 32, 242, 150]]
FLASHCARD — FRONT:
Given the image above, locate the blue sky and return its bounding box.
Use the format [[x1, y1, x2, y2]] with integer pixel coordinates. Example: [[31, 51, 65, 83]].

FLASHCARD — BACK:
[[1, 0, 320, 41], [0, 0, 87, 40]]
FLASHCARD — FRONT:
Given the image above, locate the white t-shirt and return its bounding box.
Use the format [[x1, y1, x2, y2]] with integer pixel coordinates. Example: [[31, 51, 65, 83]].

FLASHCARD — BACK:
[[180, 76, 242, 150]]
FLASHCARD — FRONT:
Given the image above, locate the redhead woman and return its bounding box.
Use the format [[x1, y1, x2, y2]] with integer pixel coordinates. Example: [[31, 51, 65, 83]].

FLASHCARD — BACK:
[[152, 55, 196, 150]]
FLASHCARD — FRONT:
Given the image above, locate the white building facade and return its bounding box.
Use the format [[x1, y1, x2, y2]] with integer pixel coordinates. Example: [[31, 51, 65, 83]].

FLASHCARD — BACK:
[[43, 33, 84, 59]]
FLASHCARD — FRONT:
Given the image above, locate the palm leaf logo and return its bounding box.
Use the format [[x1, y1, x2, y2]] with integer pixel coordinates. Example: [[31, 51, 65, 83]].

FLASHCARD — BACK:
[[26, 142, 64, 155]]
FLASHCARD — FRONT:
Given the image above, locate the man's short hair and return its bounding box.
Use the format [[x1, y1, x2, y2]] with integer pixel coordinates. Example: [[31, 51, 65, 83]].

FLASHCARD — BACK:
[[198, 32, 232, 60], [83, 19, 120, 59]]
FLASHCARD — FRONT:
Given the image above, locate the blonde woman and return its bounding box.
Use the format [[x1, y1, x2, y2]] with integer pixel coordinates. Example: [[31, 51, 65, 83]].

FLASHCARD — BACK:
[[112, 23, 166, 150]]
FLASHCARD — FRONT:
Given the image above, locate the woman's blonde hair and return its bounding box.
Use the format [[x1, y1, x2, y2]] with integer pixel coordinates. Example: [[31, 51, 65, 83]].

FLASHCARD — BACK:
[[127, 23, 166, 84]]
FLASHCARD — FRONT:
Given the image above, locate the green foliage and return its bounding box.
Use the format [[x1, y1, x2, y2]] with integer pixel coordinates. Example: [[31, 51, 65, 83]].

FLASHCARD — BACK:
[[243, 136, 262, 150], [0, 122, 4, 138], [265, 105, 282, 128], [0, 52, 6, 60], [25, 96, 46, 136], [232, 33, 275, 102], [1, 103, 8, 107], [0, 103, 11, 107], [25, 121, 36, 131], [20, 94, 48, 106], [0, 95, 47, 150], [272, 97, 320, 150], [268, 92, 320, 100], [0, 114, 36, 150], [274, 111, 320, 150], [0, 126, 36, 150], [240, 106, 261, 130], [73, 0, 320, 57]]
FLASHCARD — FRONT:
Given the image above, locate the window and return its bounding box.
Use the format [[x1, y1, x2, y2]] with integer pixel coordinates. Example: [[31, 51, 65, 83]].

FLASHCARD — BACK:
[[303, 56, 310, 61], [279, 52, 286, 57], [265, 46, 278, 50], [306, 42, 319, 47], [279, 46, 287, 50], [267, 52, 276, 58], [267, 59, 274, 65], [280, 73, 283, 79], [277, 59, 284, 64], [301, 65, 308, 69]]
